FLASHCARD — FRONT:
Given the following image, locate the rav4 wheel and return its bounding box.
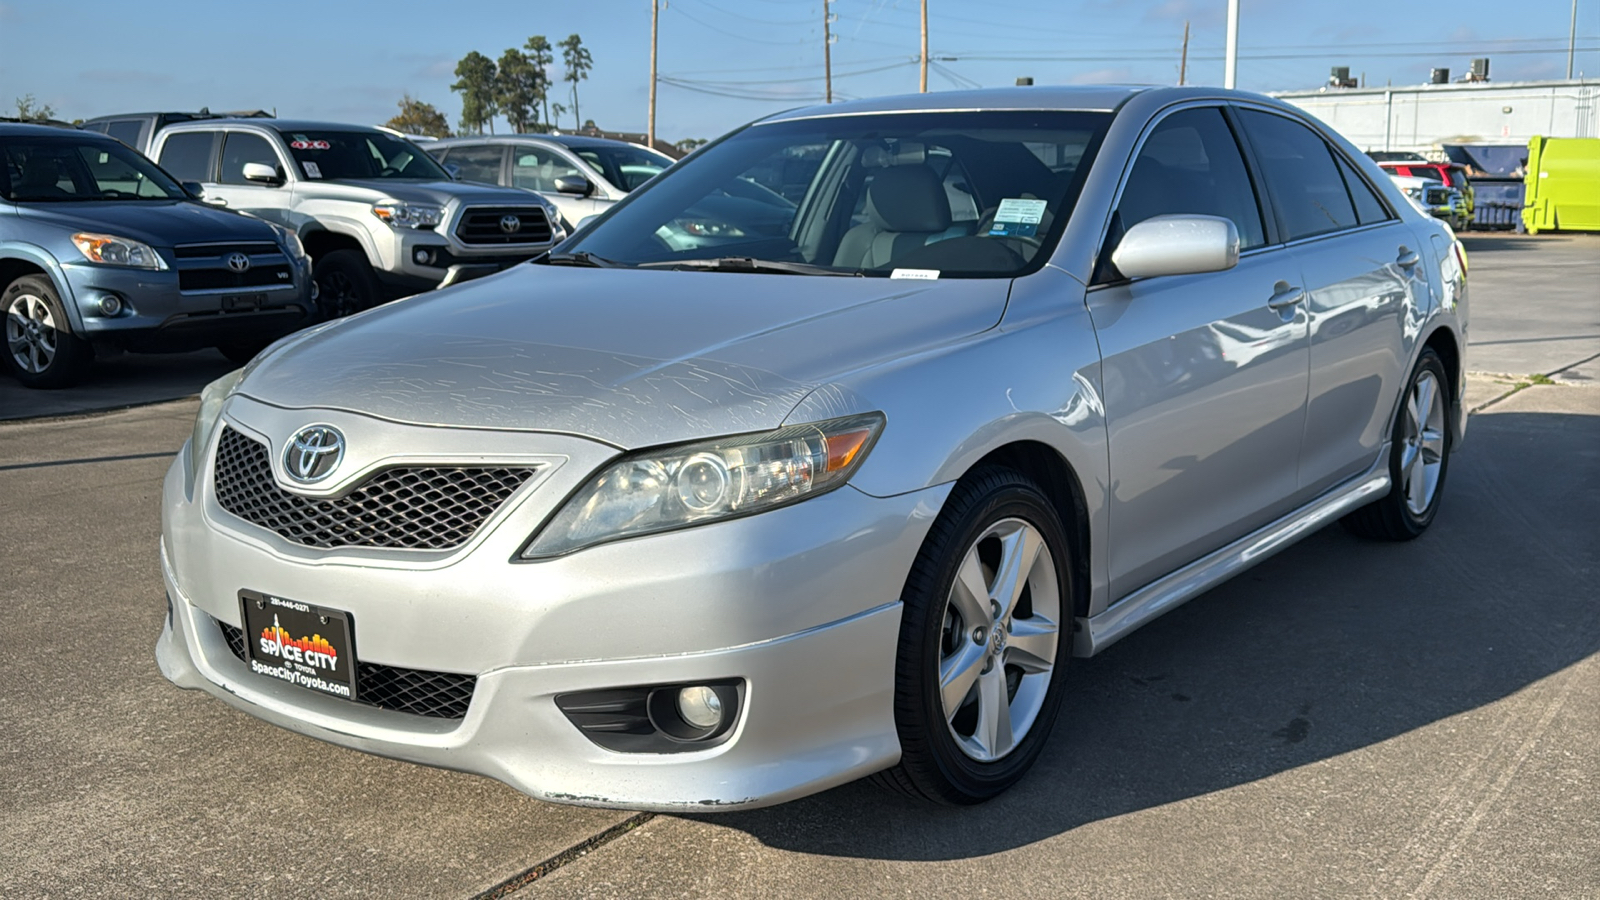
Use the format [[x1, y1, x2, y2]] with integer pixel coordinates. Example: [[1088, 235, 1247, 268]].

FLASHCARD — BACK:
[[875, 466, 1073, 805], [1342, 348, 1452, 540], [313, 249, 382, 320], [4, 274, 93, 388]]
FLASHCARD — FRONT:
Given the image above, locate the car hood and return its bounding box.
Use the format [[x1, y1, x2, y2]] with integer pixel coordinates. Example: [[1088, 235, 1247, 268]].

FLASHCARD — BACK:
[[323, 179, 553, 210], [18, 200, 277, 248], [239, 266, 1010, 447]]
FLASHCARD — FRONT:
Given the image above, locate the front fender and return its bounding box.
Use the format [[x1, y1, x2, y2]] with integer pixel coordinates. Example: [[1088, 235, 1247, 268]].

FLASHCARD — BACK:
[[0, 241, 84, 332]]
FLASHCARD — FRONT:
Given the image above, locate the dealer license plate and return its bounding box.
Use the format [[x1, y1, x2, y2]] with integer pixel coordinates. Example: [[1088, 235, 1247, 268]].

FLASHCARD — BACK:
[[239, 590, 357, 701]]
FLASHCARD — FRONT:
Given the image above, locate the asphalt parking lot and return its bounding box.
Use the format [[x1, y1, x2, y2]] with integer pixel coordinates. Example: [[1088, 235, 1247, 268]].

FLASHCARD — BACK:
[[1, 232, 1595, 898]]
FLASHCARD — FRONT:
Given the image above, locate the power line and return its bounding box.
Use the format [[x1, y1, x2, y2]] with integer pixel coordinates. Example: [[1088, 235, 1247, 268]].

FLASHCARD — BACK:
[[667, 4, 811, 46]]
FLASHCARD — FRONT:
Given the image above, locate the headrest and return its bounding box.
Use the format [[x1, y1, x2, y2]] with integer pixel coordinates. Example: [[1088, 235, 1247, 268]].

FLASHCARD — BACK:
[[867, 165, 951, 233]]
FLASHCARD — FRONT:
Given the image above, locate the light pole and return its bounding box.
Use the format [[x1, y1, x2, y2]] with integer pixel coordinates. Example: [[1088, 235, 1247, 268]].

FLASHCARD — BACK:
[[1224, 0, 1239, 89]]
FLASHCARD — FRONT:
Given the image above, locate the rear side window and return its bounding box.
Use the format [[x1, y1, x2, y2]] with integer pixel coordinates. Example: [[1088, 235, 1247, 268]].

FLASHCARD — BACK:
[[1334, 154, 1391, 225], [445, 145, 505, 185], [510, 146, 583, 192], [105, 120, 144, 149], [1116, 106, 1266, 249], [1238, 110, 1356, 241], [220, 132, 281, 185], [157, 132, 217, 182]]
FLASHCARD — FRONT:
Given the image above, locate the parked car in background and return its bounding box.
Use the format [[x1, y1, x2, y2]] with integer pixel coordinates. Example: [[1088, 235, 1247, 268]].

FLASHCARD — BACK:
[[81, 109, 275, 154], [159, 86, 1467, 812], [85, 115, 564, 317], [1389, 173, 1469, 231], [1366, 150, 1427, 163], [0, 124, 314, 387], [427, 134, 673, 229], [1379, 161, 1475, 226]]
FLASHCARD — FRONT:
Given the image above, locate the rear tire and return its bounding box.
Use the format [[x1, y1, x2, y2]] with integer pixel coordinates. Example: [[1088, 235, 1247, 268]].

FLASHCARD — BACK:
[[873, 466, 1074, 805], [313, 249, 382, 320], [3, 274, 93, 389], [1341, 348, 1452, 541]]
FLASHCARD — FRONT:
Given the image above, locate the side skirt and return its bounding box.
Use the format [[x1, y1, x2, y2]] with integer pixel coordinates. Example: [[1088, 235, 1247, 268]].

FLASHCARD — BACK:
[[1074, 450, 1392, 657]]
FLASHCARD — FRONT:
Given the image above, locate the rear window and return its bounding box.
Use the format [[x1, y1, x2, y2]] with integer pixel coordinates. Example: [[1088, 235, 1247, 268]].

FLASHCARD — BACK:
[[157, 132, 216, 182]]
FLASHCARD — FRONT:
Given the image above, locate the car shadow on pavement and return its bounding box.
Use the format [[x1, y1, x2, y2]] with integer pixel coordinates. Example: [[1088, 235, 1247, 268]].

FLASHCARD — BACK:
[[691, 407, 1600, 861]]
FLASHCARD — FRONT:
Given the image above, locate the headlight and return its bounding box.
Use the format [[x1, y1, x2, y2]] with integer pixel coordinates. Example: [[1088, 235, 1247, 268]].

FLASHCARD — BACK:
[[270, 224, 307, 260], [371, 201, 444, 229], [187, 368, 244, 487], [71, 232, 167, 270], [521, 412, 885, 558]]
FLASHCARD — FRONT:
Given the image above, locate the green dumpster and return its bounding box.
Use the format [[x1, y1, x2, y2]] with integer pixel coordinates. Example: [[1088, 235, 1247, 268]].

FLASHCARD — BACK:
[[1523, 136, 1600, 234]]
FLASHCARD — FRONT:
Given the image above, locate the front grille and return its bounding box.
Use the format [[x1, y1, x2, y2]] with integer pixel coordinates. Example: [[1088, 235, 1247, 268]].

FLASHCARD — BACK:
[[174, 242, 280, 259], [454, 206, 553, 245], [212, 427, 538, 551], [217, 620, 476, 719], [179, 264, 294, 291]]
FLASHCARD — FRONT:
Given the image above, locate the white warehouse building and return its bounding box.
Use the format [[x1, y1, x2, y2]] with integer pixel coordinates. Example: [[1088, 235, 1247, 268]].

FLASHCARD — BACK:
[[1274, 78, 1599, 154]]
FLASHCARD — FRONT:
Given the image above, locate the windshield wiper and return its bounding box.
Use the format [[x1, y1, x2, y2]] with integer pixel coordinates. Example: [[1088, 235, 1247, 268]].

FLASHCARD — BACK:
[[543, 250, 623, 268], [634, 257, 861, 276]]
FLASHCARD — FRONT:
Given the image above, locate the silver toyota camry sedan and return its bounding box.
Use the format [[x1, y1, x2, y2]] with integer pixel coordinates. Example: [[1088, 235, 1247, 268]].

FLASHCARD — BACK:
[[158, 86, 1467, 810]]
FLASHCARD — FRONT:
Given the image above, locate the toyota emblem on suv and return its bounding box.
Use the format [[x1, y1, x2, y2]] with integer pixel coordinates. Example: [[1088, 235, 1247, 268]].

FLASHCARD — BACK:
[[499, 215, 522, 234], [283, 425, 345, 483], [226, 252, 252, 273]]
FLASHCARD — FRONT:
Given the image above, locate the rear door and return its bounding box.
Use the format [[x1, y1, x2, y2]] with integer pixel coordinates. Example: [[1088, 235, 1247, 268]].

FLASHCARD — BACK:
[[1235, 107, 1422, 497], [1089, 105, 1311, 599]]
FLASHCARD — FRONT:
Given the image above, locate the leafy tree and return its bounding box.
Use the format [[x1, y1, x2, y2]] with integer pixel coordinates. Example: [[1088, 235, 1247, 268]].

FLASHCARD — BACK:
[[14, 94, 56, 122], [524, 36, 555, 131], [451, 51, 499, 134], [676, 138, 708, 153], [496, 49, 545, 134], [559, 34, 593, 131], [549, 102, 568, 132], [385, 94, 452, 138]]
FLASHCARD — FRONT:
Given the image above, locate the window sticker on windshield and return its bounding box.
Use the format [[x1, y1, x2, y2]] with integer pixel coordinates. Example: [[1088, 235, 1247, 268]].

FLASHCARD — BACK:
[[302, 161, 322, 179], [890, 268, 940, 280], [988, 198, 1049, 237], [289, 140, 330, 151]]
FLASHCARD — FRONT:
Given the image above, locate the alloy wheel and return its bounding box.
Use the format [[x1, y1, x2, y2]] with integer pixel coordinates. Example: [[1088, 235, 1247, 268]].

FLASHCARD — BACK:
[[1400, 369, 1447, 516], [6, 292, 58, 374]]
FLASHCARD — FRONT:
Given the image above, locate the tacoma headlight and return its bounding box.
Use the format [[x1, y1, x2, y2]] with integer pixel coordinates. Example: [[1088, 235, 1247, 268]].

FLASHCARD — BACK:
[[522, 413, 884, 558], [187, 368, 244, 487], [370, 201, 444, 229], [71, 232, 167, 270]]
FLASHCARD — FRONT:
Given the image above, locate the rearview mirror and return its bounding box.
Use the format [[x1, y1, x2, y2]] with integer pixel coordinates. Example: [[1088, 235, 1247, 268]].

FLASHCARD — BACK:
[[553, 175, 593, 197], [241, 162, 282, 185], [1110, 214, 1239, 280]]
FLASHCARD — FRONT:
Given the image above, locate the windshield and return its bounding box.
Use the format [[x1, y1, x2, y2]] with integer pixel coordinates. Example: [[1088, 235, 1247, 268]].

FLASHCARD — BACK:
[[278, 129, 450, 181], [1, 137, 187, 202], [561, 110, 1111, 278], [570, 144, 675, 192]]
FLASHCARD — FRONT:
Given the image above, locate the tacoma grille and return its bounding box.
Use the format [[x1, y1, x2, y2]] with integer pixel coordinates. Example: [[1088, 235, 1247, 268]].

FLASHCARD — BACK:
[[212, 427, 538, 551], [217, 620, 476, 719], [454, 206, 553, 245]]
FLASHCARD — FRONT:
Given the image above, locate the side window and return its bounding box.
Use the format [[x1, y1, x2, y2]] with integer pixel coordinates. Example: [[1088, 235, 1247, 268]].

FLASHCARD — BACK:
[[1333, 154, 1391, 225], [219, 132, 281, 185], [1116, 106, 1266, 249], [510, 147, 582, 192], [105, 121, 144, 148], [447, 145, 505, 185], [157, 132, 217, 182], [1238, 110, 1357, 240]]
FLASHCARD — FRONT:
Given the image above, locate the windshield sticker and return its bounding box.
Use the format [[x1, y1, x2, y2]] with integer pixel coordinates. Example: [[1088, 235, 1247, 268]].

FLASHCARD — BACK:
[[289, 140, 330, 151], [301, 161, 322, 179], [890, 268, 940, 280], [988, 197, 1049, 237]]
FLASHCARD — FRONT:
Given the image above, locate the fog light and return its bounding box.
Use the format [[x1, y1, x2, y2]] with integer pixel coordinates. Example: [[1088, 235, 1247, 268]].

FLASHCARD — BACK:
[[676, 685, 723, 730], [97, 294, 123, 316], [414, 248, 435, 265]]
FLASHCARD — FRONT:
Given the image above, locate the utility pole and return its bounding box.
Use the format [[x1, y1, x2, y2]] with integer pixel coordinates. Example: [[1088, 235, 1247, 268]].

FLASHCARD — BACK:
[[1179, 20, 1189, 86], [648, 0, 658, 149], [824, 0, 833, 103], [1569, 0, 1579, 79], [920, 0, 929, 93], [1224, 0, 1239, 89]]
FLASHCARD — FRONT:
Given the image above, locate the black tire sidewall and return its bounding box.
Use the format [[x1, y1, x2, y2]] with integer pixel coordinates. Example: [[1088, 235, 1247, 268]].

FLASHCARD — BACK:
[[3, 274, 92, 388], [313, 250, 381, 319]]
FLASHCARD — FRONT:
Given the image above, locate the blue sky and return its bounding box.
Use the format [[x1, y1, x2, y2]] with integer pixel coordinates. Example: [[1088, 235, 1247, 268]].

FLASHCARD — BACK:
[[2, 0, 1594, 142]]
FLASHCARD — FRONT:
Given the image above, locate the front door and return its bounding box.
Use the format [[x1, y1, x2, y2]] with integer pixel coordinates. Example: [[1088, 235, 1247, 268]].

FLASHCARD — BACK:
[[201, 130, 295, 229]]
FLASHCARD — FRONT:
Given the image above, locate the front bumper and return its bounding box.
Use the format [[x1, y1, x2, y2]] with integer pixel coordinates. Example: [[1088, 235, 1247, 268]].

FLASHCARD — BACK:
[[63, 259, 315, 350], [157, 411, 946, 809]]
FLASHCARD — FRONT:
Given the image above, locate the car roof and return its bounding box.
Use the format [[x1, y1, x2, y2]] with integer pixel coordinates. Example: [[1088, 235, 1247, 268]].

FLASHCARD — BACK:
[[431, 134, 649, 150], [161, 119, 389, 134], [758, 85, 1153, 123], [0, 122, 113, 138]]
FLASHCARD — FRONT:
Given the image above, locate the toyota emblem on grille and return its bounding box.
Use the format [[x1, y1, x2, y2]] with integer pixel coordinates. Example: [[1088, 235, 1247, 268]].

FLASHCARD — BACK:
[[283, 425, 345, 484], [226, 252, 252, 273], [498, 214, 522, 234]]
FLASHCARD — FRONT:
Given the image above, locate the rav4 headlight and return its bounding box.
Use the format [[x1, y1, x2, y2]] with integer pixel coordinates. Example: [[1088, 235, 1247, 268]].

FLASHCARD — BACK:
[[371, 201, 444, 229], [521, 413, 885, 558], [71, 232, 167, 270], [186, 368, 244, 489]]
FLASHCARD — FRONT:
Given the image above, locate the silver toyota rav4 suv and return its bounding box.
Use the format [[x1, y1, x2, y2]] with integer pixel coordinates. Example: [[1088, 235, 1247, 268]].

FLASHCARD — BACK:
[[159, 87, 1467, 811], [145, 119, 562, 317]]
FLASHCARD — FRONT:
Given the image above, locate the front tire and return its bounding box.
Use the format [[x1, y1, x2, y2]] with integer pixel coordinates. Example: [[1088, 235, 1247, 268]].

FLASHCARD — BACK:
[[313, 249, 382, 320], [3, 274, 93, 389], [874, 466, 1074, 805], [1342, 348, 1453, 541]]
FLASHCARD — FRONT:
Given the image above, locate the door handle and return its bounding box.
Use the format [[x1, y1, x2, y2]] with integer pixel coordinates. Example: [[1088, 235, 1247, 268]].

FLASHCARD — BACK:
[[204, 197, 228, 207], [1266, 281, 1305, 311], [1397, 247, 1420, 268]]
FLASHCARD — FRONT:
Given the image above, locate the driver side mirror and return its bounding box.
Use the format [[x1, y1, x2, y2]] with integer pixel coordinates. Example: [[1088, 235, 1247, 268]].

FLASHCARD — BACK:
[[553, 175, 593, 197], [1110, 214, 1239, 280], [241, 162, 284, 186], [443, 163, 461, 180], [181, 181, 205, 200]]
